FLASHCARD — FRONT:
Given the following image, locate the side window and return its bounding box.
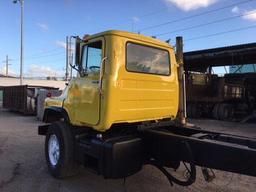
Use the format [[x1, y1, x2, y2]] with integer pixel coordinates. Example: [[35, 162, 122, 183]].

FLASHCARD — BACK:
[[82, 41, 102, 73], [126, 43, 170, 76]]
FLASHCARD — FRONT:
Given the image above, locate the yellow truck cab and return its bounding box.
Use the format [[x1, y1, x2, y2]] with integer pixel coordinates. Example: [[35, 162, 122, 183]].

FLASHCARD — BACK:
[[44, 30, 179, 132], [39, 30, 256, 187]]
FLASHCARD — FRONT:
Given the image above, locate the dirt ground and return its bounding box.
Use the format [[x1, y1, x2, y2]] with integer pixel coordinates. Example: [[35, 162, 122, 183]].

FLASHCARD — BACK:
[[1, 107, 256, 192]]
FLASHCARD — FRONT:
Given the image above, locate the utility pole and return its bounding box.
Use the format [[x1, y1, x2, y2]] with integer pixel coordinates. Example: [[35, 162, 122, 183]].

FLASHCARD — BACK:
[[13, 0, 24, 85], [2, 55, 12, 77]]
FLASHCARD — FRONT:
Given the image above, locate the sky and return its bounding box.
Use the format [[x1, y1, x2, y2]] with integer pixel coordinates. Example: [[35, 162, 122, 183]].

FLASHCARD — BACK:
[[0, 0, 256, 78]]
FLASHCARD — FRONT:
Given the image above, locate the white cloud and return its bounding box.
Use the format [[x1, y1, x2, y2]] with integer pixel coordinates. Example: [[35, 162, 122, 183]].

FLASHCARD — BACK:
[[165, 0, 218, 11], [231, 6, 256, 21], [56, 40, 67, 49], [36, 22, 49, 31], [28, 64, 61, 77], [231, 6, 240, 14], [242, 10, 256, 21], [132, 16, 140, 23], [55, 40, 74, 51]]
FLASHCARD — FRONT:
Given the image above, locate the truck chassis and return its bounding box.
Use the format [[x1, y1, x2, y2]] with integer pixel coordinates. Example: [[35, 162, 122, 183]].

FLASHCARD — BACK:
[[39, 121, 256, 187]]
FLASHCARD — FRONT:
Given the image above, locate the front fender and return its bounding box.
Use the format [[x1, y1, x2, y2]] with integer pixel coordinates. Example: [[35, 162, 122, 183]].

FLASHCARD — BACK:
[[43, 106, 70, 123]]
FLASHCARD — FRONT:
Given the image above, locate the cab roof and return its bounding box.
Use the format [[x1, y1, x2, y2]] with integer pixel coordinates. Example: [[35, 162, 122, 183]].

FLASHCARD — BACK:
[[86, 30, 173, 49]]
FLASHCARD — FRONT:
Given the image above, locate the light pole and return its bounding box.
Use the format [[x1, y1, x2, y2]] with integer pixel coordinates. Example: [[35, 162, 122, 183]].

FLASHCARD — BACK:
[[13, 0, 24, 85]]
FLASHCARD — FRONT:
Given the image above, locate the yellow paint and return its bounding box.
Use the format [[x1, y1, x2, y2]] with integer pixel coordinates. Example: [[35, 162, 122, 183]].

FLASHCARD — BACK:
[[45, 30, 179, 132]]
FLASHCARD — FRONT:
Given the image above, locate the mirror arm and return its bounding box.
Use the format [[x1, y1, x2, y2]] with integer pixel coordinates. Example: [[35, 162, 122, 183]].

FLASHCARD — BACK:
[[69, 63, 79, 71], [69, 63, 86, 77]]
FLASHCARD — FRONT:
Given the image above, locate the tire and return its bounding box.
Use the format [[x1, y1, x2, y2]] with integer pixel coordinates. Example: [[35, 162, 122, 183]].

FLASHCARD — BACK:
[[212, 104, 220, 120], [218, 103, 233, 121], [45, 121, 79, 178]]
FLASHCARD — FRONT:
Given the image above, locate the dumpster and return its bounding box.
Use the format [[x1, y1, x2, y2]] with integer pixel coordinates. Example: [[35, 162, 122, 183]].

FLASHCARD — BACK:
[[3, 85, 59, 115], [0, 87, 3, 107]]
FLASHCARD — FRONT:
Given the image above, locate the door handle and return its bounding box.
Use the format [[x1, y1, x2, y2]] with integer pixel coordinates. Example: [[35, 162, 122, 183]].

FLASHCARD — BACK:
[[99, 57, 108, 94]]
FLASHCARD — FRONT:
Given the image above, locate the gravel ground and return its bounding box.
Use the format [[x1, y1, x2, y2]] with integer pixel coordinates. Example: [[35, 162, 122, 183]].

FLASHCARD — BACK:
[[0, 108, 256, 192]]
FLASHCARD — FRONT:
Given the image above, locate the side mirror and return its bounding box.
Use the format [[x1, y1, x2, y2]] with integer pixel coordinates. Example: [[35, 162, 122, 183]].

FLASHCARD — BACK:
[[74, 36, 82, 66]]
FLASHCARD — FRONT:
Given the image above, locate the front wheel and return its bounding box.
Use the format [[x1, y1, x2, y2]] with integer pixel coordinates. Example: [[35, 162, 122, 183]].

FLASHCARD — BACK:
[[45, 121, 79, 178]]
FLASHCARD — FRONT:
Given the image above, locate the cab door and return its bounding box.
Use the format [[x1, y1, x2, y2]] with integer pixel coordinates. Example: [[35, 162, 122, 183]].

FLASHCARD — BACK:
[[72, 38, 104, 125]]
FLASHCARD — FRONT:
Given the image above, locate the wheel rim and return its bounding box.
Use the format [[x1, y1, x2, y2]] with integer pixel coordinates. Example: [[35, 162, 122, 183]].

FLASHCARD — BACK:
[[48, 134, 60, 166]]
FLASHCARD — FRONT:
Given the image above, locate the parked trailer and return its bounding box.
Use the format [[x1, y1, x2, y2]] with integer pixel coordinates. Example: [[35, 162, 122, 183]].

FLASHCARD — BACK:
[[186, 72, 256, 121], [184, 43, 256, 122], [3, 85, 59, 115]]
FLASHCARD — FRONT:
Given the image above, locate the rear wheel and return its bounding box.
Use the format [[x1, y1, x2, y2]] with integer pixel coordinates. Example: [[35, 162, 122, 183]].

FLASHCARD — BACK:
[[45, 121, 79, 178], [218, 103, 233, 121], [212, 104, 220, 120]]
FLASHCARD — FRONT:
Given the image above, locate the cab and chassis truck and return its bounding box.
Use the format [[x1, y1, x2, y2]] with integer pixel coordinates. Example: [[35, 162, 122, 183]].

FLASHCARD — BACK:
[[38, 30, 256, 187]]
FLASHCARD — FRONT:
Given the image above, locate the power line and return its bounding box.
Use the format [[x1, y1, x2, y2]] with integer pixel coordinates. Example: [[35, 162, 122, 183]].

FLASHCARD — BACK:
[[185, 24, 256, 42], [11, 51, 65, 62], [154, 10, 256, 37], [25, 51, 65, 60], [86, 6, 170, 33], [11, 58, 65, 66], [138, 0, 255, 32], [26, 47, 63, 58], [28, 58, 65, 64], [11, 47, 64, 61]]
